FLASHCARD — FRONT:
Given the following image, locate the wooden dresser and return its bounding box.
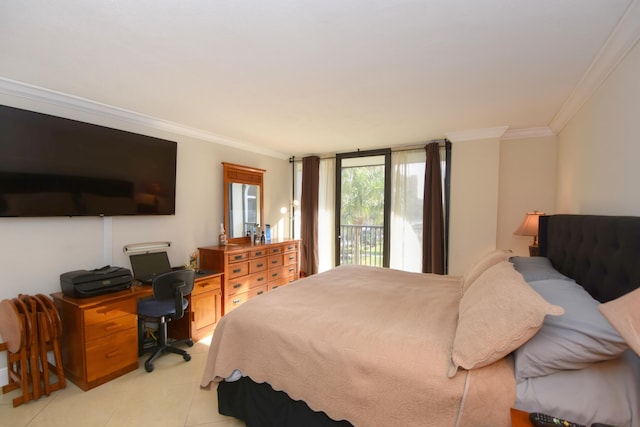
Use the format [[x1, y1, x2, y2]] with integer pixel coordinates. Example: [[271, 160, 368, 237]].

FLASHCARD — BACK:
[[52, 286, 152, 391], [199, 239, 299, 314]]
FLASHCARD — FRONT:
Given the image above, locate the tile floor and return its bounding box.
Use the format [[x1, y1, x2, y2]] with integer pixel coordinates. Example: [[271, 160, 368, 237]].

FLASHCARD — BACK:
[[0, 335, 246, 427]]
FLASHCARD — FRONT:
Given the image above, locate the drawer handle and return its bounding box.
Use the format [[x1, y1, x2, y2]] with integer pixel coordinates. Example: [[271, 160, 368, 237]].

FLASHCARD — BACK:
[[272, 273, 278, 277], [234, 255, 243, 260], [233, 268, 242, 274], [255, 251, 263, 256], [106, 350, 120, 359], [257, 263, 264, 268], [288, 268, 295, 273], [288, 256, 295, 261], [199, 283, 211, 289], [287, 246, 294, 250], [271, 260, 278, 264], [257, 291, 264, 295], [104, 322, 119, 332], [233, 298, 241, 304], [273, 249, 280, 253], [233, 283, 242, 289], [272, 285, 279, 289]]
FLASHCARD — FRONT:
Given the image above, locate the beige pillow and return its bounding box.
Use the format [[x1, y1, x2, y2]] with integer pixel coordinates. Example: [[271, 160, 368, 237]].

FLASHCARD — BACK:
[[448, 261, 564, 378], [599, 288, 640, 356], [461, 249, 513, 293]]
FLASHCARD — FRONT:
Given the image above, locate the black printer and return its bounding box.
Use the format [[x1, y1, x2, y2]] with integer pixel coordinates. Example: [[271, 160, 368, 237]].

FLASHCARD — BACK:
[[60, 265, 133, 298]]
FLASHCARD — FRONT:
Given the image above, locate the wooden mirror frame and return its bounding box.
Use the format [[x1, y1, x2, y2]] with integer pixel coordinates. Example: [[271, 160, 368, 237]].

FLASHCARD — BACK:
[[222, 162, 265, 244]]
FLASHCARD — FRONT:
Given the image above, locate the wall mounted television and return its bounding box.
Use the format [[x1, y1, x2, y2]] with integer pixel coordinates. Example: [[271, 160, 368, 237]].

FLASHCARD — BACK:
[[0, 104, 177, 217]]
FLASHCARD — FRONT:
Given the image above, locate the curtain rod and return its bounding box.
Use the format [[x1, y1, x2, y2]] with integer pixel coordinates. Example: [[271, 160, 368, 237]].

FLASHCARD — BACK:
[[289, 139, 449, 162]]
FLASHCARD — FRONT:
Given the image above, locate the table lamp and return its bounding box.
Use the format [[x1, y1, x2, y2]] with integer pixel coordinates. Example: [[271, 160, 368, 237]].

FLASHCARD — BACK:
[[514, 211, 545, 256]]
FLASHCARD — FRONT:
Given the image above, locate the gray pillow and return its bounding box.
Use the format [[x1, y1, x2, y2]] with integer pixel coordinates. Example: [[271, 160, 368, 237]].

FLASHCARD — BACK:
[[514, 278, 628, 381], [509, 256, 569, 282]]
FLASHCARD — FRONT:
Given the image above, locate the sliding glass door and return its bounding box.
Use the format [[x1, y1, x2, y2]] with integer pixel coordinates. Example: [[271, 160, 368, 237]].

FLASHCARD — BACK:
[[335, 149, 391, 267]]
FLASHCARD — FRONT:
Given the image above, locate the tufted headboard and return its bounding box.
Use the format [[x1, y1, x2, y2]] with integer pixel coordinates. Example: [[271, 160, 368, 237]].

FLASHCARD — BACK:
[[538, 214, 640, 303]]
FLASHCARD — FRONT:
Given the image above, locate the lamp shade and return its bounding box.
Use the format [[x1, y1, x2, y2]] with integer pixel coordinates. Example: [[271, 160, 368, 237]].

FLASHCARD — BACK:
[[514, 211, 545, 238]]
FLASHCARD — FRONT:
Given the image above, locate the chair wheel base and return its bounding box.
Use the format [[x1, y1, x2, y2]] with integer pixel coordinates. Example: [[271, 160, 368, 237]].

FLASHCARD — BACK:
[[186, 339, 194, 347], [183, 354, 191, 362], [144, 362, 154, 372]]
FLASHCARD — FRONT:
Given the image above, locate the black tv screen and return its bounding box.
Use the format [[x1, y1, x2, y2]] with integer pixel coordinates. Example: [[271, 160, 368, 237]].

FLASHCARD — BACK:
[[0, 104, 177, 217]]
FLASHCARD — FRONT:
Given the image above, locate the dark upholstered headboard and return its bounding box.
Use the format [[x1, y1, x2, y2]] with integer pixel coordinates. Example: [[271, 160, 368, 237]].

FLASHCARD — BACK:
[[538, 214, 640, 303]]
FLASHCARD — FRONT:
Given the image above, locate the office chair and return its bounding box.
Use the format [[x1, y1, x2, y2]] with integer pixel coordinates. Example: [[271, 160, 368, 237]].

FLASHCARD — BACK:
[[137, 269, 195, 372]]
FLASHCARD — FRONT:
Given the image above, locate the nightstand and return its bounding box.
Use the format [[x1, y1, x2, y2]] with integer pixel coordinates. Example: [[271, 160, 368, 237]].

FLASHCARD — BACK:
[[511, 408, 534, 427]]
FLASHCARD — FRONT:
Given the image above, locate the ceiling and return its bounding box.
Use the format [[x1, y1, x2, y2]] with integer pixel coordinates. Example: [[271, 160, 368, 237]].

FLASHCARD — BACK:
[[1, 0, 638, 158]]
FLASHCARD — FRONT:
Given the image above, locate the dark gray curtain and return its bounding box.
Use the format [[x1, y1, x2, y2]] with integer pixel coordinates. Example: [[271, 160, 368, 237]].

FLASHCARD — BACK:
[[422, 142, 445, 274], [300, 156, 320, 276]]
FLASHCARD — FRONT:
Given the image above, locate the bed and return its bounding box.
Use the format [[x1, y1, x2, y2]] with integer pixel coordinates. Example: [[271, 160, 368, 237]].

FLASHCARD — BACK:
[[200, 214, 640, 426]]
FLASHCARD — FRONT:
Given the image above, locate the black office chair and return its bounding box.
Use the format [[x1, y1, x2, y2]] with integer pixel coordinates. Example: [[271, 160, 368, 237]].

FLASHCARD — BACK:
[[137, 269, 195, 372]]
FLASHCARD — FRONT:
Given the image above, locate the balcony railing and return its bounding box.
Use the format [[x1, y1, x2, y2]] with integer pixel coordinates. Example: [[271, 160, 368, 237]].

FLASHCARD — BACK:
[[339, 224, 383, 267]]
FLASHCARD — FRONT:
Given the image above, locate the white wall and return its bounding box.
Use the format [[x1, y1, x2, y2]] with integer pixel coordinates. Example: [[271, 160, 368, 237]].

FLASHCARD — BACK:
[[0, 93, 291, 384], [448, 137, 501, 275], [557, 39, 640, 215], [497, 135, 558, 256]]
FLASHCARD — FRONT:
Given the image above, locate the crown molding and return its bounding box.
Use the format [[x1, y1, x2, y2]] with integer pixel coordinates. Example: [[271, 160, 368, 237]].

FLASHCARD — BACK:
[[549, 0, 640, 133], [0, 77, 290, 160], [445, 126, 508, 142], [502, 126, 556, 141]]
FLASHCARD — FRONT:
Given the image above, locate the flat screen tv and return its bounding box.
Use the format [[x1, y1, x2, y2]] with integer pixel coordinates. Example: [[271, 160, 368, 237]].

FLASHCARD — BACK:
[[0, 104, 177, 217]]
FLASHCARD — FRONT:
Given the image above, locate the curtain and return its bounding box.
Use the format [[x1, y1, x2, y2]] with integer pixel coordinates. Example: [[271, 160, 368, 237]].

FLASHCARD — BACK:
[[390, 150, 425, 272], [422, 142, 445, 274], [318, 158, 335, 273], [300, 156, 320, 276]]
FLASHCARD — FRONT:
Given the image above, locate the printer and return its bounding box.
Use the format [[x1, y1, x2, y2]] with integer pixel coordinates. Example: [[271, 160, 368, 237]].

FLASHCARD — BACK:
[[60, 265, 133, 298]]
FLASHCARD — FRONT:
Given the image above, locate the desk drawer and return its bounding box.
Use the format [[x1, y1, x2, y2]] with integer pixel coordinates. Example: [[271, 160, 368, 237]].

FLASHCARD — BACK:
[[84, 299, 137, 326], [193, 276, 221, 296], [85, 314, 137, 341], [85, 327, 138, 382]]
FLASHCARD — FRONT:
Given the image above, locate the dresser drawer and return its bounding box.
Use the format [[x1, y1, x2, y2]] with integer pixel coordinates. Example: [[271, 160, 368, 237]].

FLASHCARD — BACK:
[[84, 299, 137, 326], [225, 285, 267, 313], [85, 327, 138, 382], [268, 254, 283, 268], [283, 243, 298, 253], [249, 258, 267, 273], [85, 314, 137, 341], [227, 272, 268, 297], [193, 276, 221, 296], [268, 278, 293, 291], [250, 248, 267, 258], [228, 261, 249, 279], [227, 252, 249, 264], [279, 264, 298, 279], [268, 245, 284, 255], [283, 251, 298, 265]]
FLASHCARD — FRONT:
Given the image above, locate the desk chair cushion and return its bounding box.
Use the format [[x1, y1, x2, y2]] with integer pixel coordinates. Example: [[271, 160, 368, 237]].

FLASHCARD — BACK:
[[138, 298, 188, 319]]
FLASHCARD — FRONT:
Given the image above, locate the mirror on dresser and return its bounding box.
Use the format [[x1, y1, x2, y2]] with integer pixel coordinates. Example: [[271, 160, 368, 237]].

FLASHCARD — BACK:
[[222, 162, 265, 243]]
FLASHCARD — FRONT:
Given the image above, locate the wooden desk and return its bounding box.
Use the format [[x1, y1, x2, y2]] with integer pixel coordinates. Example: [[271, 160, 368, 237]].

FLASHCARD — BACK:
[[52, 271, 222, 391], [511, 408, 533, 427], [53, 286, 152, 391]]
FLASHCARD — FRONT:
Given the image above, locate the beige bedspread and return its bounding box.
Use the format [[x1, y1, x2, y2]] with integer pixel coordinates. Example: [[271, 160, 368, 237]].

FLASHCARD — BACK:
[[201, 264, 515, 427]]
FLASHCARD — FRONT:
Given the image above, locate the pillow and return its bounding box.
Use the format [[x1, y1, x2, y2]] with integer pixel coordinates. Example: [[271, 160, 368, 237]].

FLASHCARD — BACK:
[[448, 261, 564, 378], [509, 256, 570, 282], [599, 287, 640, 356], [514, 278, 629, 381], [462, 248, 512, 293]]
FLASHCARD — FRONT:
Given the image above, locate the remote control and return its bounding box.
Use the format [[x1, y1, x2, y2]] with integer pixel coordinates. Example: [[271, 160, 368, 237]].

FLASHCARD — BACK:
[[529, 412, 586, 427]]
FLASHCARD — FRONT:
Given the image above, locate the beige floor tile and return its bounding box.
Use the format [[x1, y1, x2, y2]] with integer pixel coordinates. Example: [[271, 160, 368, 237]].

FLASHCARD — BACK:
[[0, 335, 246, 427]]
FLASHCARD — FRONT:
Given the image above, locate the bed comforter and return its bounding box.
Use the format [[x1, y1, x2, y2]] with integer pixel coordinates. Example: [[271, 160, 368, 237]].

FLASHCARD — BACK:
[[201, 264, 515, 427]]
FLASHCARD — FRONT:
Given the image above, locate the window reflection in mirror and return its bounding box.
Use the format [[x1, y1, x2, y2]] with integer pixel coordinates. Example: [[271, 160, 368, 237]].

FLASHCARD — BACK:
[[222, 162, 265, 243], [228, 182, 261, 238]]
